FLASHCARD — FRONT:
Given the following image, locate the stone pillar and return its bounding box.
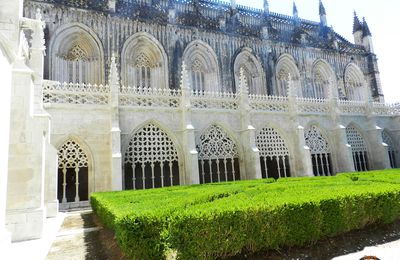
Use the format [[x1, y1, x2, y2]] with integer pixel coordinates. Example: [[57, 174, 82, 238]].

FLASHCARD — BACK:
[[238, 68, 262, 180], [287, 76, 313, 177], [332, 125, 355, 173], [180, 63, 200, 185], [0, 36, 13, 248], [366, 126, 391, 170], [6, 58, 46, 241], [109, 55, 123, 191]]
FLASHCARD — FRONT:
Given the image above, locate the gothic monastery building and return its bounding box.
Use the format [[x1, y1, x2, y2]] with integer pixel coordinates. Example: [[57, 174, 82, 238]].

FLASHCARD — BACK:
[[1, 0, 400, 243]]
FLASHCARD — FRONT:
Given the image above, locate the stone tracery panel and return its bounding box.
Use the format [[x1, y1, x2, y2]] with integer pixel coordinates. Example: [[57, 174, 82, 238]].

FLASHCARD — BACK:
[[305, 125, 332, 176], [197, 125, 240, 184], [344, 64, 365, 101], [346, 126, 369, 171], [124, 123, 180, 190], [275, 55, 301, 97], [256, 127, 290, 179], [57, 139, 89, 204], [234, 50, 266, 95]]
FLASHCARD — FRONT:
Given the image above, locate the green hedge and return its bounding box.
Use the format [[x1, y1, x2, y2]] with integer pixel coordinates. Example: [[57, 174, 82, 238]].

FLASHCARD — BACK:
[[91, 170, 400, 259]]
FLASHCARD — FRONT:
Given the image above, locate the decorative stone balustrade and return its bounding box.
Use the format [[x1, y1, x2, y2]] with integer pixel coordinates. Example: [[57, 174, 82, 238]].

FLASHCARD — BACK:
[[119, 85, 181, 108], [43, 80, 110, 105], [42, 81, 400, 117]]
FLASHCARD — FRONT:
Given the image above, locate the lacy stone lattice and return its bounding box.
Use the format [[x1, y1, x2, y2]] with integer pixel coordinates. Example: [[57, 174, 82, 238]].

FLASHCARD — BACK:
[[124, 123, 179, 165], [304, 125, 331, 154], [382, 131, 395, 152], [197, 125, 238, 160], [256, 127, 290, 157], [346, 126, 368, 153], [58, 139, 88, 169]]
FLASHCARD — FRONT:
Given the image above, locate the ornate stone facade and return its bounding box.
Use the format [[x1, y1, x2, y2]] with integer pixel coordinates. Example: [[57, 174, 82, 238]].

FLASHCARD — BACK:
[[2, 0, 400, 244]]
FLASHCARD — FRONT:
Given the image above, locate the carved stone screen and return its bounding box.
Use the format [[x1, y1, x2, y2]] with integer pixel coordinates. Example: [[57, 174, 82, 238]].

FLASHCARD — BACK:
[[346, 126, 369, 171], [57, 139, 89, 204], [256, 127, 291, 179], [124, 123, 180, 190], [197, 125, 240, 184], [305, 125, 332, 176]]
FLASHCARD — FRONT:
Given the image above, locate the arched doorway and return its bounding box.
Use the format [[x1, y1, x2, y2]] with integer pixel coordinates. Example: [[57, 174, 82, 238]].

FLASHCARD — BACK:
[[57, 139, 89, 208], [124, 123, 180, 190]]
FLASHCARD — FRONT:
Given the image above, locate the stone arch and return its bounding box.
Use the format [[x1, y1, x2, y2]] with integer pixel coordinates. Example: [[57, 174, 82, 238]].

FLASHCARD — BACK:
[[304, 124, 333, 176], [344, 63, 367, 101], [275, 54, 301, 97], [196, 124, 241, 184], [256, 125, 291, 179], [123, 121, 181, 190], [346, 123, 370, 171], [121, 32, 169, 89], [49, 23, 105, 84], [233, 48, 266, 95], [183, 40, 221, 92], [56, 136, 94, 209], [382, 130, 397, 168], [308, 59, 336, 99]]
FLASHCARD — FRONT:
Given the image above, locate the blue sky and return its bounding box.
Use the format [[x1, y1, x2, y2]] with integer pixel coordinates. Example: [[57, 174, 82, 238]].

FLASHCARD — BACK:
[[237, 0, 400, 103]]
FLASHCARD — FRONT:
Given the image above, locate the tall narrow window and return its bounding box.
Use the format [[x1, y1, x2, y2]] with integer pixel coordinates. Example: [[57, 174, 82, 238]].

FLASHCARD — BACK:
[[134, 53, 152, 88], [256, 127, 291, 179], [344, 64, 365, 101], [191, 59, 205, 92], [197, 125, 240, 184], [276, 69, 290, 97]]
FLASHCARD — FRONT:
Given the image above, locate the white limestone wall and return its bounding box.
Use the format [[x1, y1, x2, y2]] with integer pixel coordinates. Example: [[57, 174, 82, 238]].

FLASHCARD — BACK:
[[47, 106, 113, 193], [0, 42, 12, 247]]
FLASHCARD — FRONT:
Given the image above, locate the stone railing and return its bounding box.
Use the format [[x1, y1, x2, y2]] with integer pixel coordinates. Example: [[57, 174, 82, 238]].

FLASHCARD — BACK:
[[119, 85, 181, 108], [42, 81, 400, 117], [191, 90, 238, 110], [42, 81, 110, 105], [248, 94, 289, 113], [296, 97, 330, 114]]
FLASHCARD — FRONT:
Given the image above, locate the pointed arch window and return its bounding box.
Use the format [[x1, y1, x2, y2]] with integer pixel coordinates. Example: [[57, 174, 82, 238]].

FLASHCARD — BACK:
[[305, 125, 332, 176], [57, 140, 89, 205], [276, 69, 290, 97], [124, 124, 180, 190], [197, 125, 240, 184], [310, 70, 328, 99], [191, 59, 206, 92], [256, 127, 291, 179], [344, 65, 365, 101], [346, 126, 369, 171], [133, 53, 152, 88]]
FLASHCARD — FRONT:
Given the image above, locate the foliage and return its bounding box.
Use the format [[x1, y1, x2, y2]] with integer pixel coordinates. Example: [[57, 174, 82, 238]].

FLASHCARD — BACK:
[[91, 170, 400, 259]]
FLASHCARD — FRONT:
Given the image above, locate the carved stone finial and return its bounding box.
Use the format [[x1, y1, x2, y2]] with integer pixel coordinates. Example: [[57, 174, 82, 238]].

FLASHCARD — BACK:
[[180, 62, 190, 91], [109, 53, 119, 86]]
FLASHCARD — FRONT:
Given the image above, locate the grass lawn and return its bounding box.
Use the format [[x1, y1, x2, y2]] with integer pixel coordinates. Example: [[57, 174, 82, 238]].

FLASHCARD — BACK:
[[91, 169, 400, 259]]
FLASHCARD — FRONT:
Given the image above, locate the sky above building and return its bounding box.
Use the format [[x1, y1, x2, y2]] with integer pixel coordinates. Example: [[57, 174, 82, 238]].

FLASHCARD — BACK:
[[236, 0, 400, 103]]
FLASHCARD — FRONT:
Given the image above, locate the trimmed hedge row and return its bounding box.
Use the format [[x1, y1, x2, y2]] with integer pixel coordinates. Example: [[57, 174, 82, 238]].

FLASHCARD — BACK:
[[91, 170, 400, 259]]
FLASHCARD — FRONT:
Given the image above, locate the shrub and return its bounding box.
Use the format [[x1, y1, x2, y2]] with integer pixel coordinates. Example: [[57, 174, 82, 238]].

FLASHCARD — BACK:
[[91, 170, 400, 259]]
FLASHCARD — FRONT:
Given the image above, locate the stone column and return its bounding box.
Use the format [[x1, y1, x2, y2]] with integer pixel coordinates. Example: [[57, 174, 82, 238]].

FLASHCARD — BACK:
[[287, 76, 313, 177], [238, 68, 262, 180], [180, 63, 200, 185], [331, 125, 355, 173], [109, 55, 123, 191], [366, 126, 391, 170]]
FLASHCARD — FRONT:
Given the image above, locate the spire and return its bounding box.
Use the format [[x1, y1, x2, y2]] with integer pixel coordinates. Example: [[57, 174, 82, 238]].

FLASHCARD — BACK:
[[231, 0, 236, 10], [353, 11, 362, 33], [293, 2, 298, 18], [362, 17, 372, 37], [319, 0, 327, 26], [263, 0, 269, 14], [319, 0, 326, 15]]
